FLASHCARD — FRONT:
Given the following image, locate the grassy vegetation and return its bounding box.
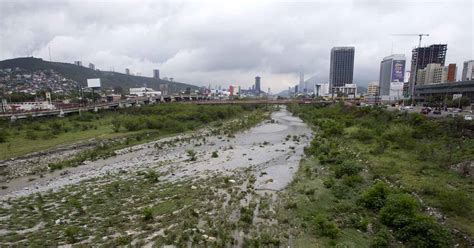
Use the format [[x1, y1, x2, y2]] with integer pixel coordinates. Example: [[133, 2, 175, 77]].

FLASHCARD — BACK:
[[280, 103, 473, 247], [0, 163, 285, 246], [0, 104, 269, 160]]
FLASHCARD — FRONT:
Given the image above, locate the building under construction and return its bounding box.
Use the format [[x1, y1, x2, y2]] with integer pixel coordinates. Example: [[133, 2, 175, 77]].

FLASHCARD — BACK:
[[409, 44, 447, 84]]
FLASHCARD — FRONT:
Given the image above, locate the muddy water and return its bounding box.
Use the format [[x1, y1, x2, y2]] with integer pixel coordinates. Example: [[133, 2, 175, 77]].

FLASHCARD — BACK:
[[0, 106, 311, 200]]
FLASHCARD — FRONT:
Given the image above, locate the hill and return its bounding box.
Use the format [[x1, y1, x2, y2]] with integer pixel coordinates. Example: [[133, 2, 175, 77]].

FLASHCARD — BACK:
[[0, 57, 199, 94]]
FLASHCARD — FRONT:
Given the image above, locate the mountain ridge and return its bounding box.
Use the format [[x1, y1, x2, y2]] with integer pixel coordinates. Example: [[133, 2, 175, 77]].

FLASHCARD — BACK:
[[0, 57, 199, 93]]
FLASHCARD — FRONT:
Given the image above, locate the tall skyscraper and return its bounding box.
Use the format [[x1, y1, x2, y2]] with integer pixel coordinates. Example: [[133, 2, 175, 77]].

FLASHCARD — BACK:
[[379, 54, 406, 96], [125, 68, 130, 75], [329, 47, 355, 91], [408, 44, 447, 87], [299, 66, 305, 93], [153, 69, 160, 79], [88, 63, 95, 70], [462, 60, 474, 81], [255, 76, 261, 95]]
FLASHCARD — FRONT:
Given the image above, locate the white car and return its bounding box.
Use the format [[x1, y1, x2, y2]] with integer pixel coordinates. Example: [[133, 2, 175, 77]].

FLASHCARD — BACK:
[[464, 115, 473, 121]]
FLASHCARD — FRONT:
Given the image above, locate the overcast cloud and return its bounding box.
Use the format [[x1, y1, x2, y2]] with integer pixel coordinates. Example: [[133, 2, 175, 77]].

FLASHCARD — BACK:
[[0, 0, 473, 92]]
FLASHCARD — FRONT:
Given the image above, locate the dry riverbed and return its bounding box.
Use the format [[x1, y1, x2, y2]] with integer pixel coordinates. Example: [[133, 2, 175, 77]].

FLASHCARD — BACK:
[[0, 106, 312, 246]]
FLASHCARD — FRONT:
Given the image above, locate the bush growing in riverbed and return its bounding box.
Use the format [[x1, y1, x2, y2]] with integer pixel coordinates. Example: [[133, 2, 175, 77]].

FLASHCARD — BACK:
[[187, 149, 197, 161]]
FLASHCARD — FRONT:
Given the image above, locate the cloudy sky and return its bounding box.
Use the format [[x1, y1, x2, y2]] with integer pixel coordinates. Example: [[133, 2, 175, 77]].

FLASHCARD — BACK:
[[0, 0, 473, 92]]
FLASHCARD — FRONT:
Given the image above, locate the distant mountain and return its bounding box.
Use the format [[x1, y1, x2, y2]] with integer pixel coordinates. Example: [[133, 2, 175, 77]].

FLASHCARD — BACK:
[[357, 86, 367, 94], [276, 89, 290, 97], [0, 57, 199, 93]]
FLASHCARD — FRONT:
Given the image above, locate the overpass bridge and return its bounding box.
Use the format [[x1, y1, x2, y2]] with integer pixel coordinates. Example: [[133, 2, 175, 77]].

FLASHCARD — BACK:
[[0, 96, 330, 120]]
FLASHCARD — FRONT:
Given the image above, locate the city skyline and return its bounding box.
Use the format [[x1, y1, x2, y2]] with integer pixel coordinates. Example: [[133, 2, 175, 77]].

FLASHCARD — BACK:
[[0, 0, 473, 92]]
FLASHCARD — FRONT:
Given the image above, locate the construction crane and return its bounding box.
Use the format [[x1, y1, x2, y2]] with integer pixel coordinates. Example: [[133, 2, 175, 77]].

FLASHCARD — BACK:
[[392, 33, 429, 48], [391, 33, 430, 103]]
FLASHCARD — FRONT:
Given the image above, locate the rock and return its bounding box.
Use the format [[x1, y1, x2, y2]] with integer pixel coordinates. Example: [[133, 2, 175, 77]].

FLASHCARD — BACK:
[[191, 185, 197, 190], [228, 179, 236, 184], [202, 234, 209, 239], [208, 236, 216, 241], [55, 219, 61, 224]]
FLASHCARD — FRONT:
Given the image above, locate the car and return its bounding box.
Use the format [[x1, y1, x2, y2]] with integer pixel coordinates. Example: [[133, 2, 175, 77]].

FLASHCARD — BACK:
[[421, 108, 430, 114], [433, 109, 441, 115], [465, 115, 473, 121]]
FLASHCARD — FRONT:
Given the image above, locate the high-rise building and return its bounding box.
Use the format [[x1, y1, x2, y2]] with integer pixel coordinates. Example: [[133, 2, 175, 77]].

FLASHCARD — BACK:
[[125, 68, 130, 75], [74, 61, 82, 66], [299, 66, 305, 93], [379, 54, 406, 96], [367, 82, 380, 96], [153, 69, 160, 79], [255, 76, 261, 95], [416, 63, 454, 85], [88, 63, 95, 70], [462, 60, 474, 81], [408, 44, 447, 95], [329, 47, 355, 91]]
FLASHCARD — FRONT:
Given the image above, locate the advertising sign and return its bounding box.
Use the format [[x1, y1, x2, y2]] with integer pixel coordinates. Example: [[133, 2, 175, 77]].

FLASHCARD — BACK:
[[87, 78, 101, 88], [391, 60, 405, 82], [452, 94, 462, 100]]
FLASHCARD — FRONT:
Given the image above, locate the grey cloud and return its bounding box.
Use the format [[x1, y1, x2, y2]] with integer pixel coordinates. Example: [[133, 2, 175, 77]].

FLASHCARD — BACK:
[[0, 0, 472, 92]]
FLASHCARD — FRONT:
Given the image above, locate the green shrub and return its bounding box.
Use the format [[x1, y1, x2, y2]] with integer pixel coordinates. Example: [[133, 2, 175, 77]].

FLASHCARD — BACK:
[[350, 127, 376, 143], [359, 181, 392, 210], [334, 161, 362, 178], [370, 228, 391, 248], [211, 151, 219, 158], [382, 124, 415, 149], [323, 177, 335, 188], [240, 207, 253, 225], [144, 170, 159, 183], [111, 118, 121, 132], [142, 207, 153, 221], [186, 149, 197, 161], [341, 174, 364, 186], [64, 226, 80, 243], [115, 235, 132, 245], [397, 214, 452, 248], [380, 193, 419, 228], [313, 214, 340, 238]]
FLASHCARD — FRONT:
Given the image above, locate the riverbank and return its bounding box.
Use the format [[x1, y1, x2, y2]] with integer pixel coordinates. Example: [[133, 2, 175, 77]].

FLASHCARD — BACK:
[[0, 106, 312, 246], [282, 103, 473, 247]]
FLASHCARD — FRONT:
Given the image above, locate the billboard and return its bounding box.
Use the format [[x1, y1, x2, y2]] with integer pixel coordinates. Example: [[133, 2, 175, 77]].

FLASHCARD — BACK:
[[87, 78, 101, 88], [391, 60, 405, 82]]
